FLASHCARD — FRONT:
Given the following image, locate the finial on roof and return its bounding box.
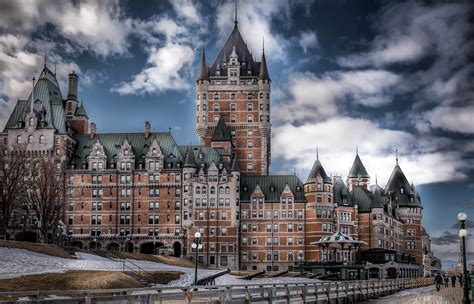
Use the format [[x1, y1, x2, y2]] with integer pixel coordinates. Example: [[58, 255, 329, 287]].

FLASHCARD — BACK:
[[234, 0, 238, 27], [356, 145, 358, 155], [54, 61, 57, 75], [316, 146, 319, 160], [262, 36, 265, 53], [44, 49, 47, 67], [375, 174, 378, 185], [396, 148, 399, 165], [294, 168, 296, 176], [169, 126, 172, 134]]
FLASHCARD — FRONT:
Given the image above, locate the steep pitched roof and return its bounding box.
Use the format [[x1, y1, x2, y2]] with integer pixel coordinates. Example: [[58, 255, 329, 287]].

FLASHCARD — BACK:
[[71, 132, 182, 169], [231, 156, 240, 172], [183, 146, 198, 168], [348, 154, 370, 178], [3, 66, 67, 134], [385, 164, 421, 207], [240, 175, 305, 202], [258, 51, 270, 81], [75, 103, 88, 118], [177, 145, 229, 172], [197, 49, 209, 81], [209, 24, 258, 77], [352, 186, 377, 213], [306, 157, 331, 184], [211, 116, 232, 142], [333, 177, 353, 206]]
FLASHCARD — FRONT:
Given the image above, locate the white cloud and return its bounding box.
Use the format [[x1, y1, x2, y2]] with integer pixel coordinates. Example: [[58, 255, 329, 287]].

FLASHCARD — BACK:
[[113, 44, 194, 95], [273, 70, 400, 123], [170, 0, 201, 24], [298, 31, 318, 53], [426, 105, 474, 134], [272, 117, 469, 185]]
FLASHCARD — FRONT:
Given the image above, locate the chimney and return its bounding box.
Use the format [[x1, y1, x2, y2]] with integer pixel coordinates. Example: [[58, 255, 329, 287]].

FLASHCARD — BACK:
[[145, 121, 151, 139], [68, 71, 79, 100], [89, 122, 96, 139]]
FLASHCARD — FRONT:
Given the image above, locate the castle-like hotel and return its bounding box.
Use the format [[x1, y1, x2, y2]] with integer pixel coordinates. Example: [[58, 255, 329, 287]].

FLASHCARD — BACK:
[[1, 19, 432, 279]]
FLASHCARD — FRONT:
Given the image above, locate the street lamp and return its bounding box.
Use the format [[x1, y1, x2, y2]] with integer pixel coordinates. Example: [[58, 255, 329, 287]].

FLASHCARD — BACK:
[[192, 232, 203, 286], [458, 212, 469, 304], [298, 250, 304, 276]]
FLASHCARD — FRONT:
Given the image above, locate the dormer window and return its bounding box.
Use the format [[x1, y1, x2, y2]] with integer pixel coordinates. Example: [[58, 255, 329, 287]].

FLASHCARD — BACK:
[[198, 153, 203, 159], [400, 187, 404, 194], [29, 117, 34, 126], [16, 135, 21, 144], [124, 149, 129, 156], [230, 68, 237, 77], [152, 148, 157, 156], [270, 186, 275, 192], [28, 135, 33, 143]]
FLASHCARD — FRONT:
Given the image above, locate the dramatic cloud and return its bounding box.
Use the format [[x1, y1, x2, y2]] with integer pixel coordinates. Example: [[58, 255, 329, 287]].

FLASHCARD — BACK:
[[113, 44, 194, 94], [431, 231, 460, 246], [426, 105, 474, 134]]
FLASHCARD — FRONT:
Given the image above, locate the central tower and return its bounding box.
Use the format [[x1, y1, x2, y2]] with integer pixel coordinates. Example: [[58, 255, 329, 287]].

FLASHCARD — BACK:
[[196, 18, 271, 176]]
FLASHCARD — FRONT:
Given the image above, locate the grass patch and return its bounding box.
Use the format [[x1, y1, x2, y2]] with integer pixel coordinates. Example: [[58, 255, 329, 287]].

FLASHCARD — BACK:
[[0, 240, 74, 258], [0, 270, 183, 292], [99, 251, 202, 269], [230, 271, 255, 277]]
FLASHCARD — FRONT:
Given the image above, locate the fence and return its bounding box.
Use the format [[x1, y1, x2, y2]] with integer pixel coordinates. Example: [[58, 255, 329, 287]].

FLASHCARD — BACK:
[[0, 277, 434, 303]]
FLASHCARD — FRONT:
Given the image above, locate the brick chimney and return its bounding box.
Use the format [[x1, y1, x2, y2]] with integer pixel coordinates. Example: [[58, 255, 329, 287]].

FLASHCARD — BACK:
[[89, 122, 96, 139], [145, 121, 151, 139]]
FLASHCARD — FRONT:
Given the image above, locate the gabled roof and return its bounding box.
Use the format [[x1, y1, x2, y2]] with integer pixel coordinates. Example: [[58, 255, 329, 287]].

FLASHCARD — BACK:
[[71, 132, 182, 169], [3, 66, 67, 134], [231, 156, 240, 172], [177, 145, 229, 172], [211, 116, 232, 142], [385, 164, 421, 207], [209, 24, 258, 77], [348, 154, 370, 178], [306, 157, 331, 184], [240, 175, 305, 202]]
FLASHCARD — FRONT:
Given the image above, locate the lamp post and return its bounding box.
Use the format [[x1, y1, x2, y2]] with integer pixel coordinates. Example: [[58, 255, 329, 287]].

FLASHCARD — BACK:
[[299, 250, 304, 276], [458, 212, 469, 304], [192, 232, 203, 286]]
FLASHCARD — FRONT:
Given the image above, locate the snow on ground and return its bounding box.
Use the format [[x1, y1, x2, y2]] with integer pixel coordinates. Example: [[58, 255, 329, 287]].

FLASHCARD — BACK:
[[0, 247, 321, 286]]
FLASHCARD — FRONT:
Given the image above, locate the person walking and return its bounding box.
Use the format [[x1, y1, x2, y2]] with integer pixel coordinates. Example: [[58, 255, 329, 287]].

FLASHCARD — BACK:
[[435, 273, 443, 292], [459, 274, 463, 287], [451, 275, 456, 287], [444, 275, 449, 287]]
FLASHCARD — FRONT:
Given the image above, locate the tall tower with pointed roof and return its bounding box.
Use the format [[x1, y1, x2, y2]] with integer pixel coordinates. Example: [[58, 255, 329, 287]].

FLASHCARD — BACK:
[[347, 151, 370, 191], [196, 11, 271, 176]]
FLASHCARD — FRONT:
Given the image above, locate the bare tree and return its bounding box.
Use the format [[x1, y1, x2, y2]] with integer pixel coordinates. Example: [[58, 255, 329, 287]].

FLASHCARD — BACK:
[[24, 157, 65, 244], [0, 144, 27, 240]]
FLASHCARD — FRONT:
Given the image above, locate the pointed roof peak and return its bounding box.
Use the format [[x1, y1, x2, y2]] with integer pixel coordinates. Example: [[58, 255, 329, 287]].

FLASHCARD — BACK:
[[306, 157, 331, 184], [233, 0, 238, 27], [231, 156, 240, 172], [183, 146, 198, 168], [197, 47, 208, 81], [348, 153, 370, 178], [259, 49, 270, 80], [211, 116, 232, 142]]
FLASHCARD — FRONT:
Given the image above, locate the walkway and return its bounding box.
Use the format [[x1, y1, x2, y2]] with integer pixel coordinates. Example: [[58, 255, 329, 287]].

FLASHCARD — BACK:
[[368, 285, 470, 304]]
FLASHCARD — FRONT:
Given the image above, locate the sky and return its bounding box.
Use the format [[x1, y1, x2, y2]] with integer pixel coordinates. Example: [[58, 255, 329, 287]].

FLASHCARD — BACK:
[[0, 0, 472, 264]]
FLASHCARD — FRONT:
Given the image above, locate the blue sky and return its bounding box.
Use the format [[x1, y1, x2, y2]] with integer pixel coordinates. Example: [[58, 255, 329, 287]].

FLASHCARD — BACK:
[[0, 0, 472, 262]]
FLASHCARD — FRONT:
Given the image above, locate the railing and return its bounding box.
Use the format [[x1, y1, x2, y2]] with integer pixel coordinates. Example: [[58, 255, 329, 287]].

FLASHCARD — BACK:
[[121, 259, 143, 281], [0, 278, 434, 303]]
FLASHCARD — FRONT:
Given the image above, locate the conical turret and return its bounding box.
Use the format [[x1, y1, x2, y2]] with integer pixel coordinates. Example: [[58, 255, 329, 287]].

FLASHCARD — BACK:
[[197, 49, 208, 81], [259, 50, 270, 81]]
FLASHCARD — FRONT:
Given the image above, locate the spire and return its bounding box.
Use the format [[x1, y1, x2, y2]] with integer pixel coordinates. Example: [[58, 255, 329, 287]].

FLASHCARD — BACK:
[[348, 153, 370, 178], [396, 148, 399, 165], [183, 146, 198, 168], [44, 49, 47, 67], [375, 174, 378, 185], [316, 146, 319, 160], [258, 46, 270, 81], [30, 77, 35, 113], [234, 0, 238, 27], [197, 47, 208, 81], [356, 145, 358, 155], [306, 156, 331, 183]]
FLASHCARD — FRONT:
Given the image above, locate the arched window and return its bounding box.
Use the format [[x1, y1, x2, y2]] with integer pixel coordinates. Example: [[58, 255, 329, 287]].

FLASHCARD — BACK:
[[195, 187, 201, 194], [197, 105, 200, 111], [202, 186, 207, 194], [266, 93, 270, 99], [214, 104, 219, 111], [28, 135, 33, 143], [203, 116, 207, 122], [247, 93, 253, 100], [259, 92, 264, 99], [210, 186, 215, 194], [16, 135, 21, 144], [230, 93, 236, 100], [213, 93, 219, 100], [203, 93, 207, 100], [225, 186, 230, 194], [39, 135, 45, 144], [29, 117, 34, 126], [219, 186, 224, 194], [202, 104, 207, 111]]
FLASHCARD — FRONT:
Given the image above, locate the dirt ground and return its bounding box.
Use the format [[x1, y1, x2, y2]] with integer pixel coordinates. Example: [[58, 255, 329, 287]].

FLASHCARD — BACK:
[[0, 270, 183, 292], [0, 240, 74, 258]]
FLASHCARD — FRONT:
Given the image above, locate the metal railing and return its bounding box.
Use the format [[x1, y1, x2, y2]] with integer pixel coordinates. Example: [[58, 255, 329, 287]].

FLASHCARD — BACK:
[[0, 277, 434, 303], [121, 259, 143, 281]]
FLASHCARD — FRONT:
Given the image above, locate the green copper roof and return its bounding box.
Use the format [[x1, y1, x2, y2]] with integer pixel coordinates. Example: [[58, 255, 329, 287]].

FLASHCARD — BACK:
[[348, 154, 370, 178], [183, 146, 198, 168], [306, 158, 331, 184], [240, 175, 305, 202], [71, 132, 182, 169], [352, 186, 375, 213], [384, 164, 421, 207], [334, 177, 353, 206], [3, 66, 67, 134], [177, 145, 228, 171], [75, 103, 88, 118]]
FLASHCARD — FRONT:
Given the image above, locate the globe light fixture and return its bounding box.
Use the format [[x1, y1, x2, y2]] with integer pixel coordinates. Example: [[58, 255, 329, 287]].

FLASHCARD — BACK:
[[457, 212, 469, 304], [459, 229, 467, 238], [458, 212, 467, 221]]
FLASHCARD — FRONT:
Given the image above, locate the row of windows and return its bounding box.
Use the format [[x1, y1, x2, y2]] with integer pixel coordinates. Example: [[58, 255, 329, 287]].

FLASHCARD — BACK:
[[83, 188, 181, 198], [199, 103, 270, 112], [197, 114, 269, 124], [86, 227, 183, 237], [194, 198, 232, 208], [241, 209, 304, 219], [194, 185, 232, 195], [241, 251, 302, 262], [198, 92, 270, 101], [69, 201, 179, 211], [196, 211, 230, 220], [71, 213, 181, 225], [241, 223, 304, 233]]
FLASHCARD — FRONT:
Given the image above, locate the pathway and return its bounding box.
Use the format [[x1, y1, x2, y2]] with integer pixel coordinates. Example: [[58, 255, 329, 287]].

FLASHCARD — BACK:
[[368, 285, 470, 304]]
